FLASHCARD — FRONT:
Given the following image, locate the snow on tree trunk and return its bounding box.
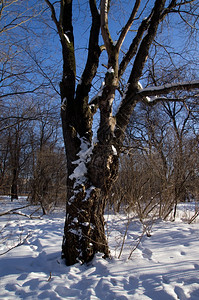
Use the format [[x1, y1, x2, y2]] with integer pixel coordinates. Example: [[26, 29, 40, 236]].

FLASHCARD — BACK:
[[61, 137, 119, 265]]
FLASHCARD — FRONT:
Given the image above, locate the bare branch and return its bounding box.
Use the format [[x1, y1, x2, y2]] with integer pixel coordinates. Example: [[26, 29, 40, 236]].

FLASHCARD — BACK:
[[115, 79, 199, 142], [0, 85, 44, 99], [142, 97, 184, 106], [0, 0, 4, 20], [44, 0, 62, 36], [138, 80, 199, 98], [128, 0, 167, 86], [116, 0, 141, 51], [76, 0, 101, 90], [0, 1, 43, 34], [178, 11, 196, 28], [188, 210, 199, 224], [0, 204, 30, 217], [118, 16, 150, 79], [100, 0, 114, 55], [44, 0, 76, 104], [74, 0, 101, 137]]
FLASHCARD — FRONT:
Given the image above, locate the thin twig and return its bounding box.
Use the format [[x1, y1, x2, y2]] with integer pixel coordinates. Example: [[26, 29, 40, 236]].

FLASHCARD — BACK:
[[188, 211, 199, 224], [118, 217, 130, 259], [128, 226, 148, 260]]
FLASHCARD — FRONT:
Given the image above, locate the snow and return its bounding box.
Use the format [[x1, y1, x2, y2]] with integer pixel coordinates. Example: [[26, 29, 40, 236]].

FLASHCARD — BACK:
[[138, 80, 199, 95], [107, 67, 114, 74], [78, 78, 82, 86], [145, 95, 158, 103], [64, 34, 70, 43], [138, 81, 143, 89], [138, 82, 159, 103], [69, 161, 87, 181], [69, 137, 93, 186], [61, 97, 67, 111], [112, 145, 117, 155], [0, 196, 199, 299]]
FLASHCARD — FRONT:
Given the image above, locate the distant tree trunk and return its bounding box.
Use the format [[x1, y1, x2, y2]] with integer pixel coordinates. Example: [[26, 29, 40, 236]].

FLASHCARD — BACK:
[[11, 168, 18, 201], [9, 130, 20, 201]]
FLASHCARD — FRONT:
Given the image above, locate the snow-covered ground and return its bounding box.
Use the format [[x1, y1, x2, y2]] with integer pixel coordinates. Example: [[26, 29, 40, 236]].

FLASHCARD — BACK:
[[0, 196, 199, 299]]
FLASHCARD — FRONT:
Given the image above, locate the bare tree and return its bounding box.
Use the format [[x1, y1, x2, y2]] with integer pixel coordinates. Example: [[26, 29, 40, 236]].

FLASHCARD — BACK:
[[0, 1, 46, 100], [117, 92, 198, 220], [29, 111, 67, 213], [43, 0, 199, 265], [0, 1, 63, 200], [0, 99, 38, 200]]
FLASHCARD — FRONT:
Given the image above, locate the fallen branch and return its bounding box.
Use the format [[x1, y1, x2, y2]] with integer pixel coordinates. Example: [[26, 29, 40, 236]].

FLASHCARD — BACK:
[[0, 233, 31, 256], [0, 204, 31, 217], [0, 204, 41, 219]]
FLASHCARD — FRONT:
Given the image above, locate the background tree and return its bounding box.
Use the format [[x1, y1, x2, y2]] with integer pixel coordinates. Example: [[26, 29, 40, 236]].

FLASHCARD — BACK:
[[111, 93, 199, 220], [0, 98, 35, 199], [0, 93, 67, 205], [0, 0, 45, 100], [43, 0, 199, 265], [0, 0, 64, 203], [29, 105, 67, 213]]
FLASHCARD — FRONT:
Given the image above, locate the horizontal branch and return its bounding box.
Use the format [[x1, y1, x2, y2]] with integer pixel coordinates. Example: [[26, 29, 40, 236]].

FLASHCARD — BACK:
[[138, 80, 199, 98], [115, 79, 199, 142], [0, 204, 31, 217]]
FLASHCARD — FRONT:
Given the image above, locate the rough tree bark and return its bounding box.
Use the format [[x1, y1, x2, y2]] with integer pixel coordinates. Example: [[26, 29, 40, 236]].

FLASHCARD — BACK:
[[44, 0, 199, 265]]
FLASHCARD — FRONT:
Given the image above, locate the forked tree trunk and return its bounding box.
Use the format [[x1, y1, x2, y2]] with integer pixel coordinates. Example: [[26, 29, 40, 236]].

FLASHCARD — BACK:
[[58, 0, 120, 264]]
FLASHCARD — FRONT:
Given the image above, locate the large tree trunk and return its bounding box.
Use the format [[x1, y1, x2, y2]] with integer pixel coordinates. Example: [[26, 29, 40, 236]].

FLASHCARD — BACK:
[[57, 0, 118, 265], [62, 185, 109, 265], [61, 140, 119, 265]]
